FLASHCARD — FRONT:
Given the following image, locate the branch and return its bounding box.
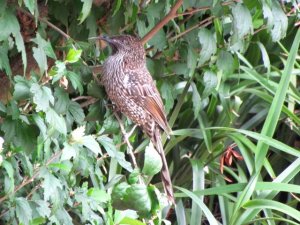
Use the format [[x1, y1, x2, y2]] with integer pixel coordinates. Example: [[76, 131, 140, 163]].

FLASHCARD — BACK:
[[169, 16, 214, 42], [0, 150, 62, 207], [113, 112, 138, 169], [141, 0, 183, 44]]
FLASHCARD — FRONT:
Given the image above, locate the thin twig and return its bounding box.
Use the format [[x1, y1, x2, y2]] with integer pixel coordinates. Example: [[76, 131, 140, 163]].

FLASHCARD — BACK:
[[0, 150, 62, 205], [169, 16, 214, 42], [113, 112, 138, 169], [141, 0, 183, 44]]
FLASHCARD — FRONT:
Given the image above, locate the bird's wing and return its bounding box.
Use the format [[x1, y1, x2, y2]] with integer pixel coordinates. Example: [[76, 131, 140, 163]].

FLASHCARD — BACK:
[[126, 69, 171, 135]]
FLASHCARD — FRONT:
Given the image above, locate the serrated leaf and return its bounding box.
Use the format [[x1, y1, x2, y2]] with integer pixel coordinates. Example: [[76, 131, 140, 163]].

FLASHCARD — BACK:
[[187, 46, 197, 74], [68, 101, 85, 124], [35, 200, 51, 218], [24, 0, 35, 14], [67, 71, 83, 94], [82, 135, 102, 155], [49, 60, 66, 80], [198, 28, 217, 65], [13, 76, 32, 100], [191, 82, 201, 118], [160, 81, 174, 114], [16, 197, 32, 225], [0, 10, 26, 74], [45, 108, 67, 135], [2, 160, 14, 193], [98, 136, 132, 172], [112, 0, 122, 16], [202, 71, 218, 98], [142, 143, 162, 176], [87, 188, 110, 202], [61, 143, 77, 161], [65, 48, 82, 63], [33, 46, 47, 74], [54, 87, 70, 114], [30, 83, 54, 112], [257, 42, 270, 73], [32, 33, 56, 59], [216, 51, 235, 75], [232, 4, 253, 39], [78, 0, 93, 24], [14, 29, 27, 75], [39, 168, 63, 201], [263, 2, 288, 42], [0, 43, 12, 75]]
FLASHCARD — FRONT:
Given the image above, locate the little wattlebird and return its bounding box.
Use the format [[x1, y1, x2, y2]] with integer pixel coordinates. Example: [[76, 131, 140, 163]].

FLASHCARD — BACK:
[[97, 34, 175, 204]]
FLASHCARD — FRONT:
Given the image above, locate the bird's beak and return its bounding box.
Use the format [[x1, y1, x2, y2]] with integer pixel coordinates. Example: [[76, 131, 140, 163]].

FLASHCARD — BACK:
[[88, 35, 111, 43]]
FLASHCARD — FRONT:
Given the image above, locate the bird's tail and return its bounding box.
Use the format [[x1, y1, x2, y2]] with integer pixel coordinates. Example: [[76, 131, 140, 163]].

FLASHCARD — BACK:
[[152, 128, 175, 204]]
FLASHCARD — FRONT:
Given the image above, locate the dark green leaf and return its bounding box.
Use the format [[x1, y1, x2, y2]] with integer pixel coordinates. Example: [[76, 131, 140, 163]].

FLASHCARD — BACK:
[[78, 0, 93, 24], [30, 83, 54, 112], [16, 197, 32, 225], [67, 71, 83, 94], [87, 188, 110, 202], [198, 28, 217, 65], [45, 108, 67, 135], [98, 135, 133, 171], [68, 101, 85, 124], [142, 143, 162, 176]]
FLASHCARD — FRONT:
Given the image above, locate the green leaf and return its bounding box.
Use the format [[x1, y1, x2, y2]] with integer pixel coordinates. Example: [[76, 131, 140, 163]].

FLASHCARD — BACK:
[[198, 28, 217, 65], [24, 0, 35, 14], [0, 10, 26, 74], [119, 217, 146, 225], [65, 48, 82, 63], [244, 199, 300, 222], [2, 160, 15, 193], [263, 2, 288, 42], [32, 33, 56, 59], [191, 82, 201, 118], [231, 4, 253, 40], [54, 87, 70, 114], [30, 83, 54, 112], [176, 186, 219, 225], [82, 135, 102, 155], [34, 200, 51, 218], [142, 143, 162, 176], [13, 76, 32, 100], [87, 188, 110, 202], [125, 184, 152, 218], [45, 108, 67, 135], [0, 43, 12, 75], [160, 81, 174, 113], [112, 0, 122, 16], [32, 46, 47, 74], [202, 71, 217, 98], [39, 168, 63, 202], [67, 71, 83, 94], [216, 51, 235, 75], [16, 198, 32, 225], [61, 143, 77, 161], [78, 0, 93, 24], [68, 101, 85, 124], [98, 136, 132, 172]]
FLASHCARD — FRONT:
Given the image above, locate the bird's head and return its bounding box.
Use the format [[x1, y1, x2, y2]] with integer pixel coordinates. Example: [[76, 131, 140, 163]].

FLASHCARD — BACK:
[[95, 35, 145, 57]]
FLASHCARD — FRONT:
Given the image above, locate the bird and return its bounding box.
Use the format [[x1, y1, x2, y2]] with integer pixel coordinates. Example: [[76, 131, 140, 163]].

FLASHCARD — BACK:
[[97, 34, 175, 204]]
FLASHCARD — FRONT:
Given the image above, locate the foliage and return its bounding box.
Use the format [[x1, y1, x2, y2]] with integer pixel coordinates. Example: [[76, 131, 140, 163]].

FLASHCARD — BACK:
[[0, 0, 300, 224]]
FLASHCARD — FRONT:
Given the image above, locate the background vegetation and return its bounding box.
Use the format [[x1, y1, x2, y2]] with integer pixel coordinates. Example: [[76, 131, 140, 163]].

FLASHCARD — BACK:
[[0, 0, 300, 224]]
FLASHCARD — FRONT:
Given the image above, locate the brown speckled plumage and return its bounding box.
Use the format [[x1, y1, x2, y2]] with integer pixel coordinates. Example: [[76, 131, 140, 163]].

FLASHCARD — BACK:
[[100, 35, 174, 203]]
